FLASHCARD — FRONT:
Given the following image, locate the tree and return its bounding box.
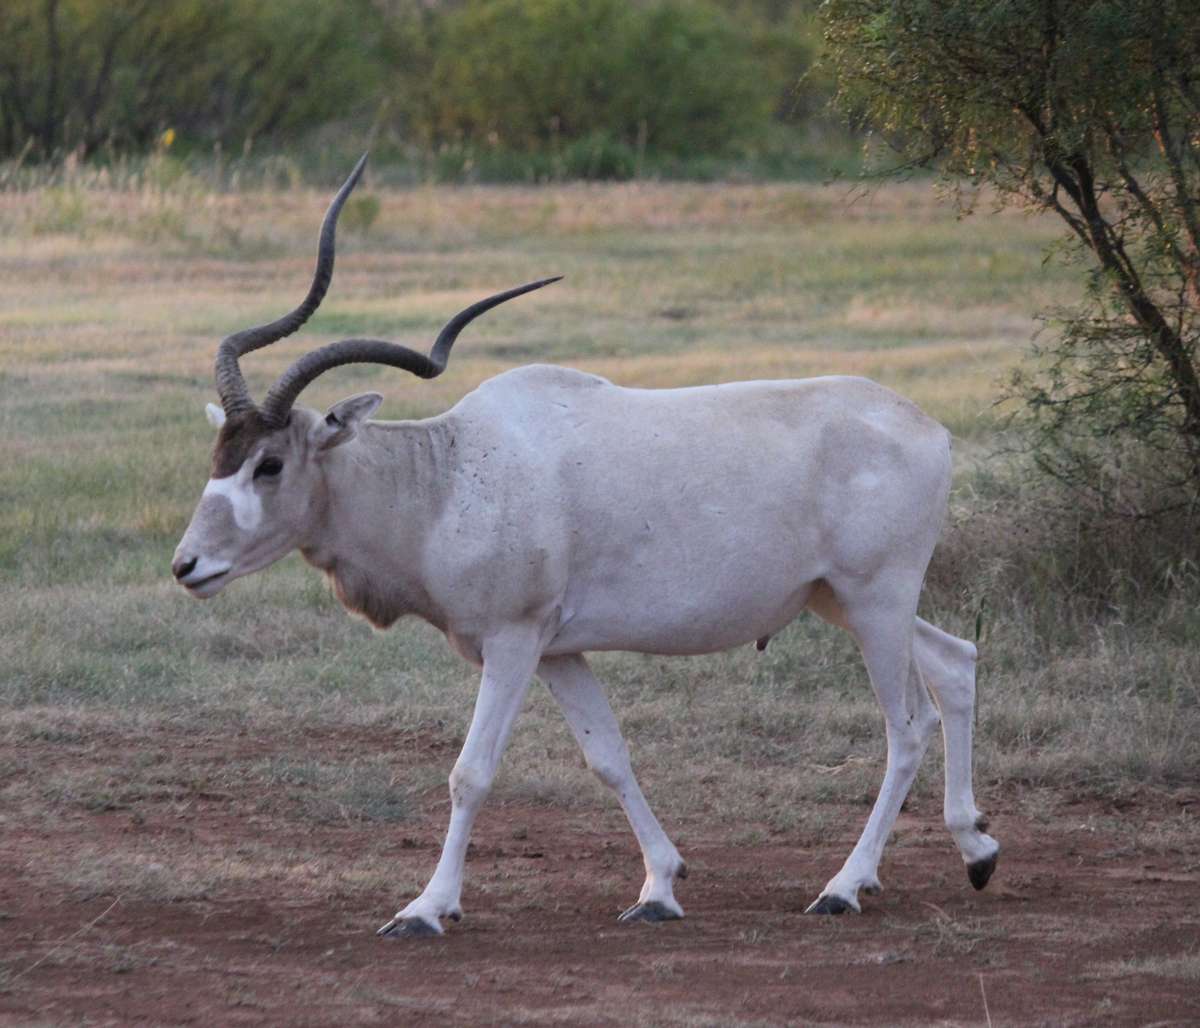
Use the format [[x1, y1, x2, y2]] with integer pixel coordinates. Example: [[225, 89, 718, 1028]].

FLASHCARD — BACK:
[[424, 0, 772, 158], [0, 0, 228, 156], [823, 0, 1200, 516], [0, 0, 388, 159]]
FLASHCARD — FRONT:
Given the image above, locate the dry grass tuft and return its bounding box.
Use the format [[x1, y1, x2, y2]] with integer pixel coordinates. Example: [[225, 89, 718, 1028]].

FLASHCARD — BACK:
[[1095, 950, 1200, 982]]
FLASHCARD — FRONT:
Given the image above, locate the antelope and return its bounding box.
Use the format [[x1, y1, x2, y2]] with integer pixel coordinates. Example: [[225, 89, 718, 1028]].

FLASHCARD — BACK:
[[174, 156, 999, 938]]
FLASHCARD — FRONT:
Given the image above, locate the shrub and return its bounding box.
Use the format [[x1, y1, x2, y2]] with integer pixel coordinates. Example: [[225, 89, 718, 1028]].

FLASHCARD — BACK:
[[426, 0, 773, 160], [824, 0, 1200, 518]]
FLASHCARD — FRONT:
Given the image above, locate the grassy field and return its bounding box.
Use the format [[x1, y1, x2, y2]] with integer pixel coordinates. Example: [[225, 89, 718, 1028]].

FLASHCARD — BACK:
[[1, 172, 1198, 1023]]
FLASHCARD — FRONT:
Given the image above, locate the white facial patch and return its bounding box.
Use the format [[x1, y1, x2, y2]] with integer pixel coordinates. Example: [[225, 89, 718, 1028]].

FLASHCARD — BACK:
[[202, 459, 264, 532]]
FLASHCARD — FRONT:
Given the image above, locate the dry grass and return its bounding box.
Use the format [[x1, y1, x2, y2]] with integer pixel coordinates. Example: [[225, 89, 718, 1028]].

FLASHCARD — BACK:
[[1, 173, 1197, 869], [45, 840, 420, 906], [1096, 950, 1200, 982]]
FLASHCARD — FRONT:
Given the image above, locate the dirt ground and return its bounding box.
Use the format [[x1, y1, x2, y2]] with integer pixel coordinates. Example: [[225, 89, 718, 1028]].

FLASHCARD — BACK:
[[2, 724, 1198, 1027]]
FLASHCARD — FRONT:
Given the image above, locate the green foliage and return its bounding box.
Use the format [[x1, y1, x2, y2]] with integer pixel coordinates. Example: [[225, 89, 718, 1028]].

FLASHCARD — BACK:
[[0, 0, 388, 157], [425, 0, 771, 161], [210, 0, 388, 144], [823, 0, 1200, 517], [734, 1, 831, 124], [0, 0, 840, 179]]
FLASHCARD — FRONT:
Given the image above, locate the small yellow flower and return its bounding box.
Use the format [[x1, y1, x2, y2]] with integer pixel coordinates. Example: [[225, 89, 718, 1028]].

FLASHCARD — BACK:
[[161, 128, 176, 148]]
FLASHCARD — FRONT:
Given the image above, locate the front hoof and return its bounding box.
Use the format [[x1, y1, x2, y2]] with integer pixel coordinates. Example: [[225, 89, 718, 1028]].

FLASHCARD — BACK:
[[377, 916, 442, 939], [804, 894, 854, 915], [967, 850, 999, 891], [618, 901, 682, 924]]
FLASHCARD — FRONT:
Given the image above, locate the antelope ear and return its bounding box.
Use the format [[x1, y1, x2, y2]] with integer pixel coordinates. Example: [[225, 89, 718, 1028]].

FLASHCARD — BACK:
[[205, 403, 226, 429], [313, 392, 383, 451]]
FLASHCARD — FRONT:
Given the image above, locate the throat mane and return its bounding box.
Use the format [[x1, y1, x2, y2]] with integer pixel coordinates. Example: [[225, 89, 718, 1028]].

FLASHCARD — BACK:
[[300, 549, 424, 631]]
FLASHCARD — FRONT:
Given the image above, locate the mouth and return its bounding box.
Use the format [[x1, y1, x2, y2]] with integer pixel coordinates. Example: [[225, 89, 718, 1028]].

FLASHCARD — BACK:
[[178, 564, 233, 597], [186, 570, 227, 590]]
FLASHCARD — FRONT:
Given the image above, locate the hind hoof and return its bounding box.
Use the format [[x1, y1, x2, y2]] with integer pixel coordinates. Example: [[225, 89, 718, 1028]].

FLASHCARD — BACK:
[[377, 916, 442, 939], [805, 894, 853, 915], [967, 850, 999, 891], [618, 901, 682, 924]]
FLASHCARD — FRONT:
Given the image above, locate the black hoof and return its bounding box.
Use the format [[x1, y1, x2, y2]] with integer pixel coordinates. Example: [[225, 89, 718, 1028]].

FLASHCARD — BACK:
[[804, 894, 852, 915], [967, 850, 999, 891], [618, 901, 682, 924], [376, 916, 441, 939]]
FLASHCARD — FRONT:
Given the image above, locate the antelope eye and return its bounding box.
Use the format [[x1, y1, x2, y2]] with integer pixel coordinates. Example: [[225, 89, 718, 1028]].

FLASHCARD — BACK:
[[254, 457, 284, 479]]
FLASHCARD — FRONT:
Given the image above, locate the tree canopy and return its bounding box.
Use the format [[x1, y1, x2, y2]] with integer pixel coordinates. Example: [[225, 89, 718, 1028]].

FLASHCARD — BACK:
[[0, 0, 387, 158], [428, 0, 770, 156], [0, 0, 828, 175], [824, 0, 1200, 515]]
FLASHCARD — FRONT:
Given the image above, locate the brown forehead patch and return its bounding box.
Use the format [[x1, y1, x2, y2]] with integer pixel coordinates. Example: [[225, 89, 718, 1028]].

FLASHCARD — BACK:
[[211, 409, 285, 478]]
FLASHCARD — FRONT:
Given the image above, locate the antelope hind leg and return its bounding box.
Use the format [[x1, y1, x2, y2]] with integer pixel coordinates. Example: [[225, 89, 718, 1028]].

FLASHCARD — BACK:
[[539, 654, 687, 924]]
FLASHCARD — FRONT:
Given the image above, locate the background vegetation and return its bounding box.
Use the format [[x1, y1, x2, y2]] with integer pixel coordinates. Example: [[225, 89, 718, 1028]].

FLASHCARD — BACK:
[[0, 0, 837, 182]]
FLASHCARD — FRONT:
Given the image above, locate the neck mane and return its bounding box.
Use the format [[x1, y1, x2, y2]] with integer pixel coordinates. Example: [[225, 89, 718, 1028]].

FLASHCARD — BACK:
[[299, 416, 453, 630]]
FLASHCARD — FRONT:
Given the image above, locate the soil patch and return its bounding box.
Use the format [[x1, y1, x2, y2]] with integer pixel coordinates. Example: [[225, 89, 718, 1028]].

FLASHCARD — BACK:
[[2, 725, 1198, 1026]]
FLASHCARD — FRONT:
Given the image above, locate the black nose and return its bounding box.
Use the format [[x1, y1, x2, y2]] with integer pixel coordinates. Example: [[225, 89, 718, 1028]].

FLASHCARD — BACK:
[[173, 555, 197, 580]]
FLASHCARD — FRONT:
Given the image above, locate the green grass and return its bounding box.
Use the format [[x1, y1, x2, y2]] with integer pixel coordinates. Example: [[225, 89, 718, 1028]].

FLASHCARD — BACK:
[[0, 173, 1197, 832]]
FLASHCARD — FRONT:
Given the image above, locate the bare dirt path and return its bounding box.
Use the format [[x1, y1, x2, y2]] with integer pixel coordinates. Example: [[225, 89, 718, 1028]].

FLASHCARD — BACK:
[[2, 725, 1198, 1026]]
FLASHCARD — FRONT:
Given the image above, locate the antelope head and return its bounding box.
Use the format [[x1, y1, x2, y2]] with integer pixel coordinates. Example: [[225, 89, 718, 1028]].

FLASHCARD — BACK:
[[172, 154, 558, 597]]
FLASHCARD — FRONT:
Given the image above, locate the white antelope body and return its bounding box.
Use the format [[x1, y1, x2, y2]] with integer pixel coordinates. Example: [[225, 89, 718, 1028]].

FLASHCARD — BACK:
[[174, 158, 999, 937]]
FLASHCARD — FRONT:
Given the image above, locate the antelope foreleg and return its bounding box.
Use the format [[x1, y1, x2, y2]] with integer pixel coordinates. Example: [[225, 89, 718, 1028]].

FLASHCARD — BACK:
[[379, 627, 541, 938]]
